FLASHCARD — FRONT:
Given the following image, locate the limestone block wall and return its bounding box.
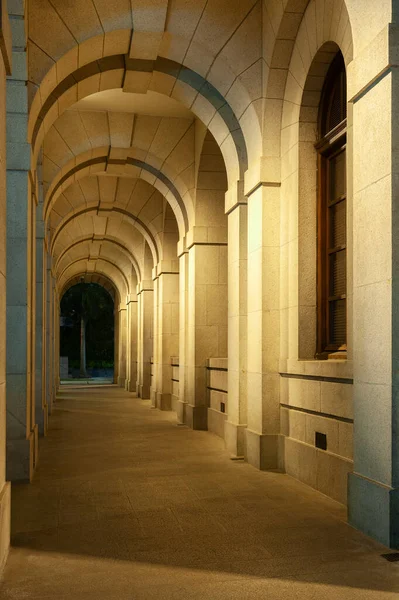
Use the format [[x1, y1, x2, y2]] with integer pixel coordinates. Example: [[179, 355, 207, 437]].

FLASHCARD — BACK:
[[0, 0, 11, 573], [280, 370, 353, 505], [207, 358, 228, 439]]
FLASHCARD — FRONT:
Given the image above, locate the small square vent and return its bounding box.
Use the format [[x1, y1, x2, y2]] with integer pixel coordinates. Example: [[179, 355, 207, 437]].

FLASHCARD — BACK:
[[315, 431, 327, 450], [220, 402, 226, 414], [382, 553, 399, 562]]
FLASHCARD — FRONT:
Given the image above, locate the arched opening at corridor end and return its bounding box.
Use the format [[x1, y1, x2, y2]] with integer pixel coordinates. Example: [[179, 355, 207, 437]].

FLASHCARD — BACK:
[[60, 282, 115, 384]]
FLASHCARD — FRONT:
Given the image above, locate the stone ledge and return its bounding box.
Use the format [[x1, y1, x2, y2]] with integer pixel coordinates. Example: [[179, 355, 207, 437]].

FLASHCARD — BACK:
[[280, 357, 354, 380]]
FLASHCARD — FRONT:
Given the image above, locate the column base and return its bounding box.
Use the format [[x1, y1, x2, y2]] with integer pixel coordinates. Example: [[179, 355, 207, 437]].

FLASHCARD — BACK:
[[0, 482, 11, 576], [125, 379, 136, 393], [176, 400, 187, 423], [150, 388, 157, 407], [224, 421, 247, 458], [207, 408, 227, 438], [139, 384, 150, 399], [185, 404, 207, 430], [348, 473, 399, 548], [47, 391, 53, 415], [244, 430, 282, 470], [156, 392, 172, 411], [6, 430, 36, 482], [117, 376, 126, 387], [171, 394, 179, 412], [33, 424, 39, 470], [36, 404, 48, 437]]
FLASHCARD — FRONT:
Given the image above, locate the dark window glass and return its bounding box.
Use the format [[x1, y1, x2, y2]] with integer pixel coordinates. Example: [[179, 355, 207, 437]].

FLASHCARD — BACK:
[[316, 52, 347, 357]]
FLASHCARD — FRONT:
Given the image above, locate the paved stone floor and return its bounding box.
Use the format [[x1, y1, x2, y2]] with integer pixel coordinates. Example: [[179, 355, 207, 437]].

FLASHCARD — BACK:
[[1, 386, 399, 599]]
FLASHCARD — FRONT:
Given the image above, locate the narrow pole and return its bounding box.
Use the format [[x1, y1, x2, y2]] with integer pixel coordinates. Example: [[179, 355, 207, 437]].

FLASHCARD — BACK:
[[80, 315, 87, 377]]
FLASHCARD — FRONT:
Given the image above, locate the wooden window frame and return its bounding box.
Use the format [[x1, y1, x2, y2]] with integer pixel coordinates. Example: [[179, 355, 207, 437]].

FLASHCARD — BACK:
[[315, 55, 347, 359]]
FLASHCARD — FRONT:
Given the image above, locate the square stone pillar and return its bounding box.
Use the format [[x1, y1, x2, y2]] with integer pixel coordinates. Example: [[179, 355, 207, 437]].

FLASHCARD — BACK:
[[177, 245, 188, 422], [153, 267, 179, 411], [225, 192, 248, 457], [150, 275, 159, 407], [53, 290, 60, 394], [136, 282, 153, 399], [117, 305, 127, 387], [6, 2, 37, 481], [35, 196, 47, 435], [245, 183, 281, 470], [125, 294, 138, 392], [184, 239, 227, 430], [347, 23, 399, 548], [43, 252, 53, 415], [0, 0, 11, 573]]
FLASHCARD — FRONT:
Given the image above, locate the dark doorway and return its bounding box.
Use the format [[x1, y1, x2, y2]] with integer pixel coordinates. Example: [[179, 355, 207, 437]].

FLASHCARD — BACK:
[[60, 282, 114, 382]]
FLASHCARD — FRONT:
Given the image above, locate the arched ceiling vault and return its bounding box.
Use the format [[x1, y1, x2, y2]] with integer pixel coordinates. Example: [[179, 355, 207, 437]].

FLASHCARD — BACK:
[[30, 0, 290, 295], [45, 157, 189, 239], [51, 204, 159, 267], [42, 109, 195, 234], [30, 53, 250, 183], [55, 239, 136, 290], [55, 236, 142, 282], [51, 212, 154, 281], [58, 258, 129, 303]]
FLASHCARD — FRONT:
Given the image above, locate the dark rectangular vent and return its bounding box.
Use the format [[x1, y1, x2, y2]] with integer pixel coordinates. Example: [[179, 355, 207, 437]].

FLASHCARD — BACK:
[[382, 553, 399, 562], [315, 431, 327, 450], [220, 402, 226, 413]]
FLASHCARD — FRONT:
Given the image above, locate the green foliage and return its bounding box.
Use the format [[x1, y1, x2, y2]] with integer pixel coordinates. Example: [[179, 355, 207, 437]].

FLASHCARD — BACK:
[[60, 283, 114, 367]]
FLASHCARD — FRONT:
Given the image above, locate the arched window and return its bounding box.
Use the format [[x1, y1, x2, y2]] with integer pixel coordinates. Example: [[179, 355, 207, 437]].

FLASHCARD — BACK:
[[315, 53, 347, 358]]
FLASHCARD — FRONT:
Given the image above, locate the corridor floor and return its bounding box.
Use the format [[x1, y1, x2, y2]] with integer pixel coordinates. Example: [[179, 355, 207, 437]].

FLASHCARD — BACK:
[[1, 386, 399, 599]]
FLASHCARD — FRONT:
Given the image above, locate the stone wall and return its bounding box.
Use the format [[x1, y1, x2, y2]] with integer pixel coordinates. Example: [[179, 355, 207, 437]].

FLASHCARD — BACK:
[[0, 0, 12, 573]]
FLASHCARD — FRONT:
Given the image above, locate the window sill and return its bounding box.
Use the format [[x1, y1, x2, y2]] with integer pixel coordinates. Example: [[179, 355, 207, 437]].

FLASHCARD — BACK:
[[279, 357, 353, 380]]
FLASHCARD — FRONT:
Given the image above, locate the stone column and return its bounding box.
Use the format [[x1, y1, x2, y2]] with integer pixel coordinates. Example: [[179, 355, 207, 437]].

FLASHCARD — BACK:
[[113, 305, 119, 384], [347, 23, 399, 548], [42, 251, 53, 414], [150, 275, 159, 407], [117, 304, 127, 387], [245, 182, 281, 470], [137, 281, 153, 398], [184, 233, 228, 430], [0, 0, 11, 571], [53, 289, 60, 394], [35, 193, 47, 435], [225, 189, 248, 457], [177, 242, 188, 422], [125, 294, 138, 392], [6, 0, 37, 481], [154, 264, 179, 411]]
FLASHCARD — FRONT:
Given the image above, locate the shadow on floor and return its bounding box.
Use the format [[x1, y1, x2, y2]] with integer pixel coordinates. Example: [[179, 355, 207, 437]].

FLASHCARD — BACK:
[[3, 387, 399, 599]]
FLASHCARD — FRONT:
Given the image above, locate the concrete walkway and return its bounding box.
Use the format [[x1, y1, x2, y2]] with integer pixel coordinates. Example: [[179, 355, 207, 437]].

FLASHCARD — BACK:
[[1, 386, 399, 599]]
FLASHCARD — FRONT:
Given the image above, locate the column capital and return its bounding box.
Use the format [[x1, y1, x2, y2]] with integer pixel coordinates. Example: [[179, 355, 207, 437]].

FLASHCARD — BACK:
[[154, 260, 179, 278], [225, 179, 246, 214], [348, 23, 399, 103], [244, 157, 281, 197], [177, 236, 187, 257], [136, 280, 153, 294], [186, 226, 227, 249]]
